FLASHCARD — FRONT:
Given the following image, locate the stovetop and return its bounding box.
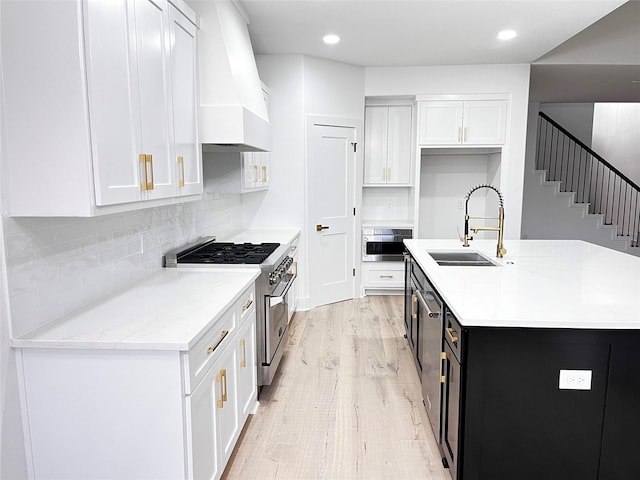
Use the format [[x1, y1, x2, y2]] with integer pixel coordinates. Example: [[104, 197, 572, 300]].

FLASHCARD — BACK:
[[178, 242, 280, 264]]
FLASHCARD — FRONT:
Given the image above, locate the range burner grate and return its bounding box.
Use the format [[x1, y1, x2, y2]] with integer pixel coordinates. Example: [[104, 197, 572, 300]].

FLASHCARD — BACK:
[[178, 242, 280, 264]]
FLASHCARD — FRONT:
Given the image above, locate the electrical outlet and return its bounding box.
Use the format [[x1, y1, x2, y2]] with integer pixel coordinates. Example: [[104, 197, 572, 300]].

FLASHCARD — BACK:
[[457, 200, 464, 210], [559, 369, 592, 390], [386, 201, 393, 211]]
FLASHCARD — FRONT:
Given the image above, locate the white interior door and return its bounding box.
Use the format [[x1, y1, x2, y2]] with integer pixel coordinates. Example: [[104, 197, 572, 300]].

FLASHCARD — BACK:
[[307, 118, 357, 307]]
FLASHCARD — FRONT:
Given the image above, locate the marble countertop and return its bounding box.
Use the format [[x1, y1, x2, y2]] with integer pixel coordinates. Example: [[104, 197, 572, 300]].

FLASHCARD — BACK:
[[223, 229, 300, 245], [12, 268, 260, 350], [404, 239, 640, 330]]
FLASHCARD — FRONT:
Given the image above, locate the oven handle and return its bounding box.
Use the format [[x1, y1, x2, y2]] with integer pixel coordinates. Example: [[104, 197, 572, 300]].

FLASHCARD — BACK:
[[268, 271, 298, 307]]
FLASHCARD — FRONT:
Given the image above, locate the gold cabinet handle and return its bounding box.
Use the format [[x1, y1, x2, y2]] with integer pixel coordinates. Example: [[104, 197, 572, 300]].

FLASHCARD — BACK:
[[446, 327, 459, 344], [316, 224, 329, 231], [387, 167, 391, 182], [145, 154, 154, 191], [383, 166, 387, 181], [262, 165, 267, 183], [221, 368, 227, 402], [207, 330, 229, 354], [177, 156, 185, 187], [240, 339, 246, 368], [242, 298, 253, 311], [253, 164, 258, 182], [412, 294, 418, 319], [139, 154, 147, 191], [216, 371, 224, 408], [463, 126, 468, 143], [457, 127, 462, 143], [440, 352, 447, 383]]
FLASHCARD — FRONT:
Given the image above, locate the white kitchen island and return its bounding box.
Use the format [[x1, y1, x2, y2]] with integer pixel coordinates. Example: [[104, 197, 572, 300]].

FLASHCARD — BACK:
[[403, 238, 640, 480], [12, 268, 260, 480]]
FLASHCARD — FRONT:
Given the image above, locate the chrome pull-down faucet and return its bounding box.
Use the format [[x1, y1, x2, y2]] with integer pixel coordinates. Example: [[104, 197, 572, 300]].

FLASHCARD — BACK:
[[462, 184, 507, 258]]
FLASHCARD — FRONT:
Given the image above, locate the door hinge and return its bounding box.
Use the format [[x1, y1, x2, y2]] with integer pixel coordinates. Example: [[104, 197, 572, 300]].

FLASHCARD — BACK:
[[353, 268, 356, 277], [351, 142, 357, 153]]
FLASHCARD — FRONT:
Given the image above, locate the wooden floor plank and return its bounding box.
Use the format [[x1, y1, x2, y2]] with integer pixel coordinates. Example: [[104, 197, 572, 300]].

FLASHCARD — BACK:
[[222, 295, 450, 480]]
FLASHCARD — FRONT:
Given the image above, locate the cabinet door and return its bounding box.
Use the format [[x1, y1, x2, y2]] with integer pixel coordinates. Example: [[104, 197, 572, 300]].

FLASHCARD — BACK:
[[169, 4, 202, 196], [236, 316, 258, 421], [442, 342, 461, 480], [215, 342, 240, 468], [418, 101, 463, 145], [463, 100, 507, 145], [257, 151, 270, 188], [133, 0, 174, 200], [363, 106, 389, 184], [85, 0, 143, 206], [386, 106, 412, 184], [188, 366, 222, 480], [242, 153, 258, 189]]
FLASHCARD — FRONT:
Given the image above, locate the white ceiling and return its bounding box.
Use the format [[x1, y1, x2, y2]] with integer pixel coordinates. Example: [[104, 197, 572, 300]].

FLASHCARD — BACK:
[[237, 0, 640, 102]]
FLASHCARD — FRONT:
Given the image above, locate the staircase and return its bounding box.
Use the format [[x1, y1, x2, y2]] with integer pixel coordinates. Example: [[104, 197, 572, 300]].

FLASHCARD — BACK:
[[531, 112, 640, 256]]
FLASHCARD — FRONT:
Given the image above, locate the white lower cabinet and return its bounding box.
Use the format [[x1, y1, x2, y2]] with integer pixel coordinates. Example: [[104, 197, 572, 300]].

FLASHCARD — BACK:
[[17, 286, 258, 480], [362, 262, 405, 290]]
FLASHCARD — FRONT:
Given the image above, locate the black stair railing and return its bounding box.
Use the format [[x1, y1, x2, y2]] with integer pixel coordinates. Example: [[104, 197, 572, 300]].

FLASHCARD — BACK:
[[536, 112, 640, 247]]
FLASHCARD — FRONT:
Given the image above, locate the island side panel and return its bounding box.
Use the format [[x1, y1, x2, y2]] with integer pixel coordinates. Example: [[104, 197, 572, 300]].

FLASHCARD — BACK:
[[461, 327, 610, 480], [598, 334, 640, 479]]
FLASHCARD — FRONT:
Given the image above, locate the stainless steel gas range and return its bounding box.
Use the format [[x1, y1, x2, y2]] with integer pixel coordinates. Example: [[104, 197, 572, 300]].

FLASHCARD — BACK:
[[165, 237, 297, 387]]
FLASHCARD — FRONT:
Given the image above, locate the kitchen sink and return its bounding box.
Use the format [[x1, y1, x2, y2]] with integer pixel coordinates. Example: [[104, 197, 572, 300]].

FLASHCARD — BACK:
[[427, 250, 498, 266]]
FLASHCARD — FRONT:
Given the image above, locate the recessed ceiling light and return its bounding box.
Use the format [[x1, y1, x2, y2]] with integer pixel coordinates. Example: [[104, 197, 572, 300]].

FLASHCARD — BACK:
[[323, 34, 340, 45], [497, 30, 517, 41]]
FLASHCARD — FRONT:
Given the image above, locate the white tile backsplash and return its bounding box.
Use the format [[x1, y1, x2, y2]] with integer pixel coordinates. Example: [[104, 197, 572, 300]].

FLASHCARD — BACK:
[[3, 193, 243, 337]]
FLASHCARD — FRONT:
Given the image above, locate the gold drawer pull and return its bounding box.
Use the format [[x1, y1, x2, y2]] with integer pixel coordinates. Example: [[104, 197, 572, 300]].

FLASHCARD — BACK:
[[262, 165, 267, 182], [379, 275, 394, 279], [446, 327, 459, 344], [242, 299, 253, 311], [207, 330, 229, 354], [240, 339, 246, 368], [253, 164, 258, 182]]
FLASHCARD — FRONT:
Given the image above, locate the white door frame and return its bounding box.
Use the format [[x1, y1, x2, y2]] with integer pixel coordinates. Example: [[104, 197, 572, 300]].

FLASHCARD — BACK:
[[304, 115, 362, 310]]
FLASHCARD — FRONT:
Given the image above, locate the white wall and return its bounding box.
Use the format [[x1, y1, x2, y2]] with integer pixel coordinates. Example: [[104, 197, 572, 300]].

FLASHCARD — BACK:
[[539, 103, 595, 147], [592, 103, 640, 185], [419, 151, 502, 239], [365, 64, 531, 240], [253, 54, 365, 308]]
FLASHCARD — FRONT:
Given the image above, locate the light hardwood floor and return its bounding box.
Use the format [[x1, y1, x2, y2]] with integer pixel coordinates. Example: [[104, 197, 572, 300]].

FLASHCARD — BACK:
[[222, 295, 451, 480]]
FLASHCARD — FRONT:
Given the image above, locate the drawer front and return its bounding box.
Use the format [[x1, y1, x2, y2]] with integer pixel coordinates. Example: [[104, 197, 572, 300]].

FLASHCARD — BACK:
[[237, 286, 255, 326], [444, 310, 463, 362], [185, 309, 237, 394], [364, 266, 404, 288]]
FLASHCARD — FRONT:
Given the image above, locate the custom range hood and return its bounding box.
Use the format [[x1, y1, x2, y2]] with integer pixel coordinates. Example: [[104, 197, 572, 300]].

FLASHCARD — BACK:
[[191, 0, 271, 152]]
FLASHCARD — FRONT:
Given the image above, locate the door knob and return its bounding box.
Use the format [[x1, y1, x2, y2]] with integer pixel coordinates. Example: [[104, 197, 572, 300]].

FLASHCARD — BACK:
[[316, 224, 330, 231]]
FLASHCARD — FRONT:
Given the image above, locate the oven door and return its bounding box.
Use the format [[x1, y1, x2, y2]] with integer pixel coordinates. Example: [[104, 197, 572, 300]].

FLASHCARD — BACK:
[[264, 271, 297, 366]]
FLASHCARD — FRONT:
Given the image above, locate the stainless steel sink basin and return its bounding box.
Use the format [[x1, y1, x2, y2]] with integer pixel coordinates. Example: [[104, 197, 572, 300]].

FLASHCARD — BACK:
[[427, 250, 497, 266]]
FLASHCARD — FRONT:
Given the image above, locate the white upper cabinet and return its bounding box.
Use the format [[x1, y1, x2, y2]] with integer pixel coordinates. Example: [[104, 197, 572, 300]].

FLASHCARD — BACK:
[[418, 100, 507, 146], [364, 105, 412, 185], [1, 0, 201, 216], [169, 2, 203, 197], [87, 0, 174, 205]]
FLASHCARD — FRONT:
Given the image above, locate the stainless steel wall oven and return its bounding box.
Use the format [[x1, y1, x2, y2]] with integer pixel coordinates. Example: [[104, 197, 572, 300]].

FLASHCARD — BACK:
[[362, 227, 413, 262]]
